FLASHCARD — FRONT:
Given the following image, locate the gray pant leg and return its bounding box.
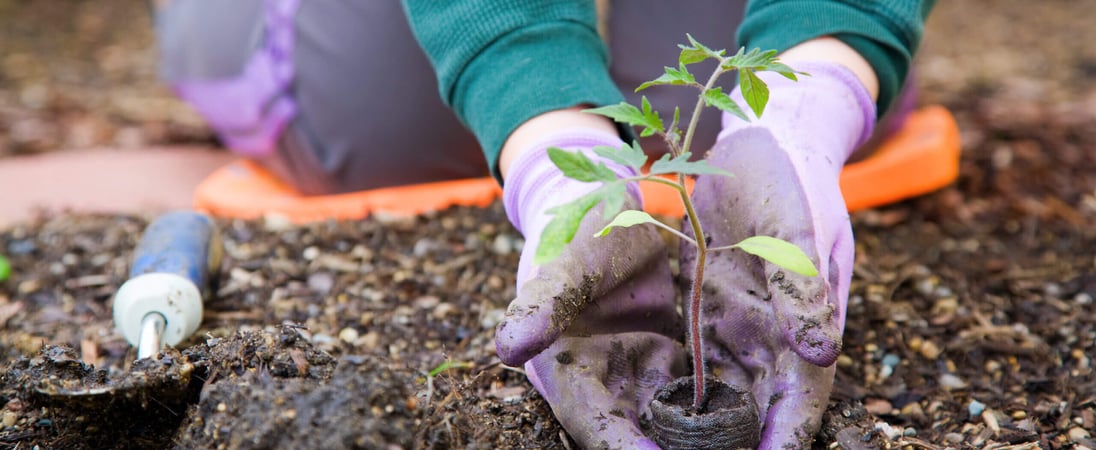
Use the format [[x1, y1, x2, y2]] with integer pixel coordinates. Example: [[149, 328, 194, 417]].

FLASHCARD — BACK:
[[275, 0, 485, 195], [608, 0, 747, 156], [157, 0, 484, 195], [155, 0, 263, 81]]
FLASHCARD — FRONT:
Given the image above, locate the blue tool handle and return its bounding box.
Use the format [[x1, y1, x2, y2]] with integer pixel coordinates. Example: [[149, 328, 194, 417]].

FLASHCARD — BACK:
[[130, 211, 220, 291]]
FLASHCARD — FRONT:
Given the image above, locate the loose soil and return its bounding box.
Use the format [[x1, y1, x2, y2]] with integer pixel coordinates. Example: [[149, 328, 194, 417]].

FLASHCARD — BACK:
[[1, 1, 1094, 449]]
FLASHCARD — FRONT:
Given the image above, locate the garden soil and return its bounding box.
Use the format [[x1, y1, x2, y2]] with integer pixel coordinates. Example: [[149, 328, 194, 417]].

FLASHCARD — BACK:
[[1, 0, 1094, 448]]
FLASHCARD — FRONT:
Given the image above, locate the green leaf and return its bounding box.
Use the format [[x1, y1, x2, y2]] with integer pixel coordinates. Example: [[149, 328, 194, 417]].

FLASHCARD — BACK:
[[649, 153, 734, 178], [636, 64, 697, 92], [680, 33, 725, 63], [721, 47, 779, 71], [593, 142, 648, 172], [738, 69, 770, 118], [0, 254, 9, 282], [768, 61, 801, 81], [678, 47, 709, 65], [599, 181, 627, 220], [584, 103, 646, 129], [428, 360, 472, 377], [547, 147, 619, 183], [594, 210, 660, 237], [733, 236, 819, 277], [584, 100, 662, 134], [702, 87, 749, 122], [536, 192, 603, 265]]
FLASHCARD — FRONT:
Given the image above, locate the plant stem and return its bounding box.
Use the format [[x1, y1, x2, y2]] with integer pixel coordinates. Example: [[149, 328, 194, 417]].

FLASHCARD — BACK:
[[677, 66, 725, 410]]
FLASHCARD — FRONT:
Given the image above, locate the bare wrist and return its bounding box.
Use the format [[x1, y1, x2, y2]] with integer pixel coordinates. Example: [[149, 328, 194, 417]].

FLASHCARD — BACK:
[[498, 107, 618, 180], [779, 37, 880, 101]]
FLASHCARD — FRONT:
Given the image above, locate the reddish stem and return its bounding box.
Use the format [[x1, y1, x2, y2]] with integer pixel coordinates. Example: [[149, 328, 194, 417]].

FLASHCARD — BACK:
[[677, 187, 708, 410], [689, 250, 707, 409]]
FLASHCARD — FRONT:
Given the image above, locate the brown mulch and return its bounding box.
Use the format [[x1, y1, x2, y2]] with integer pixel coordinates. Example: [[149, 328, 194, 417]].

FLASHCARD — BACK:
[[1, 0, 1094, 448]]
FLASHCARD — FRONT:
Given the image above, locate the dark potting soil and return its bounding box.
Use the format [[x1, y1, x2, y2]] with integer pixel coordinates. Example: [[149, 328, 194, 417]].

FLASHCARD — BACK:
[[0, 1, 1094, 446], [1, 89, 1093, 448]]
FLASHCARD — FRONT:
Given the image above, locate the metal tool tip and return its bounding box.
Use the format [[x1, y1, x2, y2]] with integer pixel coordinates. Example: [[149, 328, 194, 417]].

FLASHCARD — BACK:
[[136, 312, 166, 360]]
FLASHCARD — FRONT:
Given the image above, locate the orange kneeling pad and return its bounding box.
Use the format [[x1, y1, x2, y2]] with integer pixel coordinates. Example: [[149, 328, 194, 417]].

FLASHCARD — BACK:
[[194, 106, 960, 222]]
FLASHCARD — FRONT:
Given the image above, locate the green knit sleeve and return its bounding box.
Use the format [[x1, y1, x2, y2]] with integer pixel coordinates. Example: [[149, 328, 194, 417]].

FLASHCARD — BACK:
[[401, 0, 626, 182], [737, 0, 937, 117]]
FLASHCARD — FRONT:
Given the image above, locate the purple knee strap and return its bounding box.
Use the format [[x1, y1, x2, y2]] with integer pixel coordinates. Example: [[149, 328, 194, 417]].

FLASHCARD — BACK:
[[172, 0, 299, 156]]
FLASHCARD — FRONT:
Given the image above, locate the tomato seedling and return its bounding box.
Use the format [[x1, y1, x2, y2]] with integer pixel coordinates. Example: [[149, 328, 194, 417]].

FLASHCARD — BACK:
[[536, 35, 818, 409]]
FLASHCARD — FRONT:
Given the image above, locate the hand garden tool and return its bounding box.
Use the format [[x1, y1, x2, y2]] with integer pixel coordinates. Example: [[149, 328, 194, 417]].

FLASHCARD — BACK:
[[29, 211, 218, 408], [113, 210, 221, 359]]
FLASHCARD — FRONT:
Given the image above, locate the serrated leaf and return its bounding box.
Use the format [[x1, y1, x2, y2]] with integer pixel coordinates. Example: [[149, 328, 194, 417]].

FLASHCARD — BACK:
[[547, 147, 618, 183], [678, 47, 709, 65], [733, 236, 819, 277], [594, 210, 660, 237], [584, 101, 661, 133], [639, 96, 664, 136], [584, 103, 647, 129], [722, 47, 779, 71], [768, 61, 800, 81], [702, 87, 749, 122], [593, 142, 647, 172], [738, 69, 770, 118], [636, 64, 697, 92], [535, 192, 602, 264], [678, 33, 725, 65], [649, 153, 734, 177]]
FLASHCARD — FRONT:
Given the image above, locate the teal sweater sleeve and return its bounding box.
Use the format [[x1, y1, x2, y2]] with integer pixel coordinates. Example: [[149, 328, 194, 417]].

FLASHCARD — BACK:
[[401, 0, 625, 182], [737, 0, 937, 117]]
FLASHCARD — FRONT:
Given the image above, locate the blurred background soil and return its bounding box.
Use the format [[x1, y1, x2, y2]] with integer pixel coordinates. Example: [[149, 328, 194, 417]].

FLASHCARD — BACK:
[[0, 1, 1094, 449], [0, 0, 1093, 157]]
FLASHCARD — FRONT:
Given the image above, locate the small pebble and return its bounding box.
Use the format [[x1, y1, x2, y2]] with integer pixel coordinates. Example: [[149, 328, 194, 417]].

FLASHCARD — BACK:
[[908, 336, 923, 352], [874, 421, 901, 440], [940, 373, 968, 390], [882, 353, 901, 367], [492, 234, 514, 255], [2, 411, 17, 428], [1070, 427, 1092, 442], [944, 432, 964, 444], [920, 340, 942, 360], [914, 277, 937, 296], [985, 360, 1002, 372], [1075, 292, 1093, 305], [311, 333, 334, 345], [836, 354, 854, 368], [433, 302, 457, 319], [302, 246, 320, 260], [967, 399, 986, 417], [903, 427, 917, 437], [901, 401, 925, 420], [338, 327, 359, 344], [1011, 410, 1027, 420], [216, 402, 227, 412], [880, 365, 894, 379], [931, 297, 958, 316], [359, 331, 380, 350]]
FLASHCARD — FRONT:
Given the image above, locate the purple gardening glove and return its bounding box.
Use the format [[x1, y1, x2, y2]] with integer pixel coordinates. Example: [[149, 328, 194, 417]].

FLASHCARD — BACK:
[[681, 61, 876, 448], [498, 129, 686, 449]]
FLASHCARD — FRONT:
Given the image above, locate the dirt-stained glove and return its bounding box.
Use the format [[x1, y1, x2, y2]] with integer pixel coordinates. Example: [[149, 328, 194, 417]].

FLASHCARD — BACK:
[[498, 130, 686, 449], [681, 61, 876, 448]]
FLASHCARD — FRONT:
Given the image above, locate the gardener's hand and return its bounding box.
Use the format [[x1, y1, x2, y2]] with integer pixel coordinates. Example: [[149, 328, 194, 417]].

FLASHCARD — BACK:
[[497, 129, 686, 448], [682, 61, 876, 448]]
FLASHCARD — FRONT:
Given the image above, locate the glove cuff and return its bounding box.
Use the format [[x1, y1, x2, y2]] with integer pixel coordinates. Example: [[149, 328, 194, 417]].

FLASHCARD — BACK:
[[502, 129, 639, 236], [720, 60, 877, 164]]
